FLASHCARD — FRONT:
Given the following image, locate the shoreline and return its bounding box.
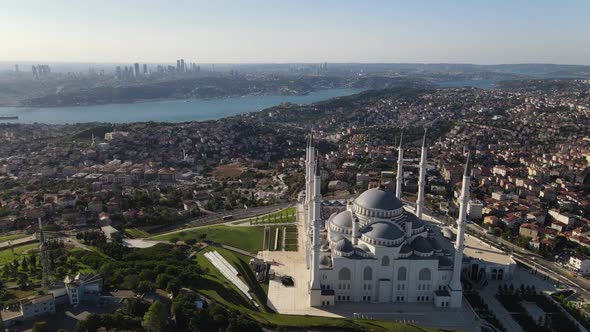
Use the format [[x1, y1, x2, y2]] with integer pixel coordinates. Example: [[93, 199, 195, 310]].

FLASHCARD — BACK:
[[6, 89, 323, 109]]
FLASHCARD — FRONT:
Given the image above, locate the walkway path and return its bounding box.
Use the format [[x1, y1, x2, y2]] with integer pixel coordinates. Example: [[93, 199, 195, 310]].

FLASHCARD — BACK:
[[218, 244, 256, 258], [479, 283, 523, 332], [0, 235, 36, 249]]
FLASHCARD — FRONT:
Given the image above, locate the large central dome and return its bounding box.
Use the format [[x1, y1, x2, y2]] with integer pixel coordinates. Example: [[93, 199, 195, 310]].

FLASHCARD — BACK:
[[354, 188, 403, 211]]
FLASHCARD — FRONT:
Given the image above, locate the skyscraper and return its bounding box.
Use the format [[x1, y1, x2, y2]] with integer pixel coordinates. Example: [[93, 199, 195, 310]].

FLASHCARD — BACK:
[[133, 63, 140, 77]]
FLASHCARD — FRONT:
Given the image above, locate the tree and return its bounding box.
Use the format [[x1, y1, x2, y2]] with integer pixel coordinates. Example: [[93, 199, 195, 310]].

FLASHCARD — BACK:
[[184, 238, 197, 246], [166, 279, 181, 296], [32, 321, 48, 332], [169, 237, 179, 244], [136, 280, 154, 294], [142, 301, 168, 332], [123, 298, 149, 317], [21, 257, 28, 271], [156, 273, 172, 289], [17, 273, 28, 289], [75, 313, 101, 332]]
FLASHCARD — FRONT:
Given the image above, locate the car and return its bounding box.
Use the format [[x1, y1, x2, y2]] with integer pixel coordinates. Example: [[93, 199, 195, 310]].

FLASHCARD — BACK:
[[281, 276, 294, 287]]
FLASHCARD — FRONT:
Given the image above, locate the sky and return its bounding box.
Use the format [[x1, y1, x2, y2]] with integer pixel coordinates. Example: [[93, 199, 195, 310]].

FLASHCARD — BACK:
[[1, 0, 590, 65]]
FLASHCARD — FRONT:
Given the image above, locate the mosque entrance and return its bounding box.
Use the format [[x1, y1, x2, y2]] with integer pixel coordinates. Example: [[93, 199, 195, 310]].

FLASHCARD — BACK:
[[377, 279, 391, 303]]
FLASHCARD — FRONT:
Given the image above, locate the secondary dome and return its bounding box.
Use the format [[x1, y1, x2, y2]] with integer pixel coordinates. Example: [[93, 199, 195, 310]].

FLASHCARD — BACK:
[[331, 211, 353, 229], [354, 188, 403, 211], [334, 237, 354, 253], [362, 222, 404, 241]]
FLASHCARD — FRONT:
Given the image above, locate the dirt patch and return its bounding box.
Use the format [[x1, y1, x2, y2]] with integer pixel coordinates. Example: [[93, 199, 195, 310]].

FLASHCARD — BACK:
[[212, 163, 246, 179]]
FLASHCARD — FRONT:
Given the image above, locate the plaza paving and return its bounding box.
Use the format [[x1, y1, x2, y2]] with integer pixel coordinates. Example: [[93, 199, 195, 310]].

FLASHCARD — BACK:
[[262, 204, 479, 331]]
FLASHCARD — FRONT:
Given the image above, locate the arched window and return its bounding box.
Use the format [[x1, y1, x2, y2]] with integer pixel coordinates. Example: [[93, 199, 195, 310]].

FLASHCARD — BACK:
[[397, 267, 407, 281], [363, 266, 373, 280], [418, 268, 431, 281], [381, 256, 390, 266], [338, 268, 351, 280]]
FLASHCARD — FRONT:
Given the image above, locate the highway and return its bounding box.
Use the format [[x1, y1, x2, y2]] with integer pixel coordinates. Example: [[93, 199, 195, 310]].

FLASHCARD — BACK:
[[465, 223, 590, 300], [149, 202, 293, 235], [419, 203, 590, 301]]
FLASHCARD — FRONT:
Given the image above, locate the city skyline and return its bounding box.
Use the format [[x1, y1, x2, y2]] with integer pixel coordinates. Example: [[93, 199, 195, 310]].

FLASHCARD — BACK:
[[2, 0, 590, 65]]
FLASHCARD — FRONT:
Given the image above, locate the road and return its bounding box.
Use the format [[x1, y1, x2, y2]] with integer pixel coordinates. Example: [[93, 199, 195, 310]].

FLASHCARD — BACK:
[[0, 235, 37, 249], [466, 223, 590, 300], [150, 202, 293, 234], [418, 204, 590, 301]]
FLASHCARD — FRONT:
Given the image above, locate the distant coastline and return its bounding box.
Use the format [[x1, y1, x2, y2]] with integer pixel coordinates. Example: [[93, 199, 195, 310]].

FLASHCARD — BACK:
[[0, 88, 364, 124]]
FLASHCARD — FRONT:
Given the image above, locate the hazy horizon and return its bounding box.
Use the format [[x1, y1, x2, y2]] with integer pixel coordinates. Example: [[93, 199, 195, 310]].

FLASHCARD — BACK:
[[2, 0, 590, 65]]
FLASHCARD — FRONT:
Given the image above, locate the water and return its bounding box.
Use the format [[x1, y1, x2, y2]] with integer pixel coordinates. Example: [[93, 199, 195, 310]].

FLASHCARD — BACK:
[[0, 88, 362, 124], [435, 79, 499, 89]]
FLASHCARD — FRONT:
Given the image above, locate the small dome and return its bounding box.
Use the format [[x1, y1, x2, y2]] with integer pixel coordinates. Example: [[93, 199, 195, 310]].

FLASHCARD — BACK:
[[319, 255, 332, 267], [406, 212, 425, 229], [428, 237, 442, 252], [399, 243, 413, 254], [411, 236, 433, 254], [334, 237, 354, 253], [355, 188, 403, 211], [331, 211, 353, 229], [362, 222, 404, 241]]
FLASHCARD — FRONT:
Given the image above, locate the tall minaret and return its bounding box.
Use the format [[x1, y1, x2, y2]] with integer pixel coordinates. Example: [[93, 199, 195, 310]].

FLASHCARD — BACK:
[[309, 157, 322, 305], [304, 133, 313, 269], [306, 135, 316, 234], [395, 133, 404, 199], [305, 132, 315, 230], [416, 129, 427, 219], [449, 152, 471, 308]]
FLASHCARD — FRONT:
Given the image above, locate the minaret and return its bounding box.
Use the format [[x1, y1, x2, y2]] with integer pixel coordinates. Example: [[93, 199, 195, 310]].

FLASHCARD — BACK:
[[304, 133, 313, 269], [416, 129, 427, 219], [310, 157, 323, 306], [305, 132, 315, 229], [395, 133, 404, 199], [449, 152, 471, 308], [306, 134, 316, 234]]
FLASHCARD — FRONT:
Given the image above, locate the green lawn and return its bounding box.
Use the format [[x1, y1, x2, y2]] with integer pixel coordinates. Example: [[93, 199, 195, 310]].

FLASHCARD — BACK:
[[150, 225, 265, 253], [0, 233, 29, 243], [196, 247, 267, 310], [124, 228, 150, 238], [0, 243, 39, 266]]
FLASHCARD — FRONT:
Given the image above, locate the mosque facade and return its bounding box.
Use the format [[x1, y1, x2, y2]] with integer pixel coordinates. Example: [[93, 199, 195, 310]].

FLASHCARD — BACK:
[[301, 133, 471, 308]]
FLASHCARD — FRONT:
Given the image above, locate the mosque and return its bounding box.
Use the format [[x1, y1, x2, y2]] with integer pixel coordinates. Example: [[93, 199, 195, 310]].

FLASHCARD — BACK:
[[301, 133, 472, 308]]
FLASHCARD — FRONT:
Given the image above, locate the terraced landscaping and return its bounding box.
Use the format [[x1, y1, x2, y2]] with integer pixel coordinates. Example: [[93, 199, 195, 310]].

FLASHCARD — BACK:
[[233, 207, 296, 225]]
